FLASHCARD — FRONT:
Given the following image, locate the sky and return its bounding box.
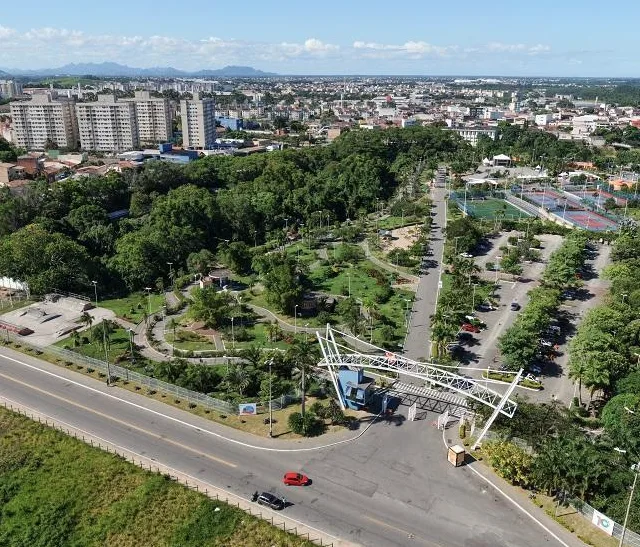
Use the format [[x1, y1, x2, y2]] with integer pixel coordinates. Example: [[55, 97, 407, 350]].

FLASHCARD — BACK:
[[0, 0, 639, 77]]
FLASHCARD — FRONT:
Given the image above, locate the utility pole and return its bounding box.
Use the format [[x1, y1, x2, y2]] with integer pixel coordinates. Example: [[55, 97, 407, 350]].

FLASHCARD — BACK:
[[268, 358, 274, 437], [102, 320, 111, 386], [91, 280, 98, 307]]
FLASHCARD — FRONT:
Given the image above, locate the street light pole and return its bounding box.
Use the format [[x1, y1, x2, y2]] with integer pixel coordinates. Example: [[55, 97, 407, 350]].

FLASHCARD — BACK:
[[231, 316, 235, 349], [167, 262, 173, 291], [91, 280, 98, 307], [619, 463, 640, 547], [268, 358, 273, 437], [347, 272, 351, 299], [102, 320, 111, 386], [144, 287, 152, 324], [294, 305, 298, 335]]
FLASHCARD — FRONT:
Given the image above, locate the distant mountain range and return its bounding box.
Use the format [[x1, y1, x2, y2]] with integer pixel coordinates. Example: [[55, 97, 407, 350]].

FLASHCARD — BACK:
[[0, 63, 277, 78]]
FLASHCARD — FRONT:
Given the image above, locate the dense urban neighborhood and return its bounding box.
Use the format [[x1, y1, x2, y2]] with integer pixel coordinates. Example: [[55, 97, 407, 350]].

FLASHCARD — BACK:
[[4, 7, 640, 547]]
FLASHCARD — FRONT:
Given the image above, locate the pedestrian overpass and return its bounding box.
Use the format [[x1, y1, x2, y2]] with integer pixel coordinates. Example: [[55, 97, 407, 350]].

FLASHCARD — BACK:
[[316, 326, 522, 448]]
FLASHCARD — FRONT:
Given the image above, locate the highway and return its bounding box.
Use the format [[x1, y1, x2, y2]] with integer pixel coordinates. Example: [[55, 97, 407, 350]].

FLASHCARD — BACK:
[[0, 346, 584, 547]]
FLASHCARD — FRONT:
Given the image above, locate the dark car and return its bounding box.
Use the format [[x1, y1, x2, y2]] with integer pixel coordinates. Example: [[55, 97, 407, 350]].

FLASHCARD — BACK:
[[283, 472, 309, 486], [257, 492, 285, 510], [510, 302, 521, 311]]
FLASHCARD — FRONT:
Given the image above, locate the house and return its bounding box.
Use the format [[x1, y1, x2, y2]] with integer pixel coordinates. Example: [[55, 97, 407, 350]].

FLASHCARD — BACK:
[[0, 162, 25, 186], [492, 154, 512, 167], [200, 267, 232, 289]]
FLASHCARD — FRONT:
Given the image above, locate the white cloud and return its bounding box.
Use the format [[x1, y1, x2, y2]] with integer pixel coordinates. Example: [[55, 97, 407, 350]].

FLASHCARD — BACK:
[[0, 24, 552, 70]]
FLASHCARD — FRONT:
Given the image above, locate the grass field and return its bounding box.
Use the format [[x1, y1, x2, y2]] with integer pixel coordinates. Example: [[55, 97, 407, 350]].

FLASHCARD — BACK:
[[464, 198, 531, 220], [55, 325, 133, 361], [100, 292, 167, 323], [0, 407, 312, 547]]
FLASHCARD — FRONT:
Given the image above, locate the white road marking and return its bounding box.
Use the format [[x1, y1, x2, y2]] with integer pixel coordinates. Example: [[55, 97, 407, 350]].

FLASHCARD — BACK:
[[0, 350, 379, 453]]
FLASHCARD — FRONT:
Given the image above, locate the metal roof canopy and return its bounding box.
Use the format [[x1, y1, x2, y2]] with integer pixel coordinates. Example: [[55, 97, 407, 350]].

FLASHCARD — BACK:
[[316, 325, 521, 447]]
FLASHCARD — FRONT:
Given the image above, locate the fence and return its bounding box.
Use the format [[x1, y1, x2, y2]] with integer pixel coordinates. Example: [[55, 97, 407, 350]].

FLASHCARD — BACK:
[[0, 400, 334, 547], [1, 330, 300, 417], [570, 497, 640, 547]]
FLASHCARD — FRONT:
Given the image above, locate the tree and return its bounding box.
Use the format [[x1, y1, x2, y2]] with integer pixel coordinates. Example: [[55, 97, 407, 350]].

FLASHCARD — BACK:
[[189, 287, 234, 329], [79, 311, 93, 334], [262, 263, 303, 314], [498, 325, 539, 370], [603, 197, 617, 211], [223, 363, 250, 397], [287, 336, 318, 418], [0, 224, 94, 295]]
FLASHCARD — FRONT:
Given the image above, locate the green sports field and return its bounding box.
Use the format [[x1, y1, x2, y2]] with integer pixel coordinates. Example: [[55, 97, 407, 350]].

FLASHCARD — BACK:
[[464, 198, 531, 220]]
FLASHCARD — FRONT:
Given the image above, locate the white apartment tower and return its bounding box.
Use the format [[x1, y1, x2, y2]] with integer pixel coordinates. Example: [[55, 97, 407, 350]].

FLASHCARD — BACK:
[[76, 94, 138, 152], [0, 80, 22, 99], [10, 93, 78, 150], [180, 92, 216, 149], [127, 90, 172, 145]]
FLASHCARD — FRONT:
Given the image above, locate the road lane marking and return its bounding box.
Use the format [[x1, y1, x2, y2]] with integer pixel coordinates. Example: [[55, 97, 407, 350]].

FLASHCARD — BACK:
[[0, 350, 380, 452], [0, 370, 237, 468], [362, 515, 441, 546], [0, 393, 344, 545]]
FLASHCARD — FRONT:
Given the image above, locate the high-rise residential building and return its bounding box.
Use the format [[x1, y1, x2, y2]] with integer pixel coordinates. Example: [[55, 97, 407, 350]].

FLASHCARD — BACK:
[[10, 93, 79, 150], [76, 94, 138, 152], [126, 90, 173, 145], [0, 80, 22, 99], [180, 92, 216, 149]]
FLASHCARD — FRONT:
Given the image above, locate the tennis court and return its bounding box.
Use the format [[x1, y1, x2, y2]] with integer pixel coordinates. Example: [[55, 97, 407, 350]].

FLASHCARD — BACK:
[[568, 189, 627, 207], [563, 210, 619, 232], [520, 189, 567, 210], [462, 197, 531, 220]]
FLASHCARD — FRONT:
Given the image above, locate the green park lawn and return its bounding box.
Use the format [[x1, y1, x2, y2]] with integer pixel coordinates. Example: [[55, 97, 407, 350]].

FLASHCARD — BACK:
[[0, 407, 312, 547], [55, 326, 135, 364], [221, 322, 297, 351], [376, 215, 422, 230], [99, 292, 167, 324]]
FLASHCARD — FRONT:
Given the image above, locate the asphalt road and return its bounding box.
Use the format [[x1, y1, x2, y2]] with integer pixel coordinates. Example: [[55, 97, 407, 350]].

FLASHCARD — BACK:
[[0, 346, 585, 547], [404, 184, 447, 361]]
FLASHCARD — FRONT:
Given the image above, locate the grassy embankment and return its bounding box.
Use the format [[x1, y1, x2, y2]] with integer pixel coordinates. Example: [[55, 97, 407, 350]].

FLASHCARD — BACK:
[[0, 406, 313, 547]]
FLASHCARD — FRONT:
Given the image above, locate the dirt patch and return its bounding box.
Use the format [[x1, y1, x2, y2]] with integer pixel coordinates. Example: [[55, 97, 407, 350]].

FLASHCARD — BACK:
[[380, 225, 421, 252]]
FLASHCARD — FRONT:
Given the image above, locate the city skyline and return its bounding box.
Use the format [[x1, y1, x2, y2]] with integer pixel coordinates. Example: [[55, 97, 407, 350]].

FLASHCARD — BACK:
[[1, 0, 639, 77]]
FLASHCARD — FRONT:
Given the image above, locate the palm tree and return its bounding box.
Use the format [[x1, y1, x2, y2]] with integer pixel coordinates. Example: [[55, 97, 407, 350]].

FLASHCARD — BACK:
[[224, 364, 250, 396], [79, 311, 93, 333], [287, 337, 318, 418]]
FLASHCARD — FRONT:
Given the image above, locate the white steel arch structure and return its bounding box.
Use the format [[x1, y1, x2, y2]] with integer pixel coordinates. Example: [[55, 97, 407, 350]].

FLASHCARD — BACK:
[[316, 325, 522, 448]]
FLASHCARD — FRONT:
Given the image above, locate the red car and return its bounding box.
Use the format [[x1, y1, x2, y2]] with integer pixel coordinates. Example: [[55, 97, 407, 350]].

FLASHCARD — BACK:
[[283, 472, 310, 486], [461, 323, 481, 333]]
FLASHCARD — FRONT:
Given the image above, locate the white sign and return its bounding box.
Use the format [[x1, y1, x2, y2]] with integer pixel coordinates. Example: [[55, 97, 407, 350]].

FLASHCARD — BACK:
[[591, 509, 614, 536], [238, 403, 257, 415]]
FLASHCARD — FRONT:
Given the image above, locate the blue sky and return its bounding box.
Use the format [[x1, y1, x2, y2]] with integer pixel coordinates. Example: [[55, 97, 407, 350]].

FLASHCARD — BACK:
[[0, 0, 638, 76]]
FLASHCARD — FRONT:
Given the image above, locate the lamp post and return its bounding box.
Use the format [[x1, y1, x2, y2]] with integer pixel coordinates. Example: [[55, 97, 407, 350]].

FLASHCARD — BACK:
[[102, 319, 111, 386], [128, 328, 135, 363], [472, 283, 478, 313], [91, 280, 98, 307], [167, 262, 174, 291], [404, 298, 411, 327], [231, 316, 235, 349], [495, 256, 502, 284], [347, 272, 351, 299], [613, 446, 640, 547], [294, 305, 298, 335], [144, 287, 152, 325], [268, 358, 274, 437]]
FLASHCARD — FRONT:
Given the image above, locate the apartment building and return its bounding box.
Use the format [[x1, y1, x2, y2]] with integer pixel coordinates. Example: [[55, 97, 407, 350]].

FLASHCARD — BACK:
[[126, 90, 172, 145], [0, 80, 22, 99], [180, 92, 216, 149], [10, 93, 79, 150], [76, 94, 138, 152]]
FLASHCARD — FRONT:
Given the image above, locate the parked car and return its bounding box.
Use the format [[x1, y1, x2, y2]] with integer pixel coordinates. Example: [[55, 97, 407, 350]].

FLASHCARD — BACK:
[[257, 492, 285, 510], [459, 252, 473, 258], [528, 364, 542, 375], [461, 323, 480, 333], [456, 331, 473, 342], [283, 472, 310, 486], [477, 302, 494, 312], [510, 302, 521, 311]]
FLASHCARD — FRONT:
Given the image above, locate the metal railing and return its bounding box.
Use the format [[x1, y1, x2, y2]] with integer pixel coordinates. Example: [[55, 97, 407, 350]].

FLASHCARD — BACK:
[[1, 330, 300, 417]]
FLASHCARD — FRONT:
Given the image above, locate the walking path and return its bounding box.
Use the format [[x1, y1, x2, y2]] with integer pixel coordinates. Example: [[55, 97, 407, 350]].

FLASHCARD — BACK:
[[360, 239, 420, 284]]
